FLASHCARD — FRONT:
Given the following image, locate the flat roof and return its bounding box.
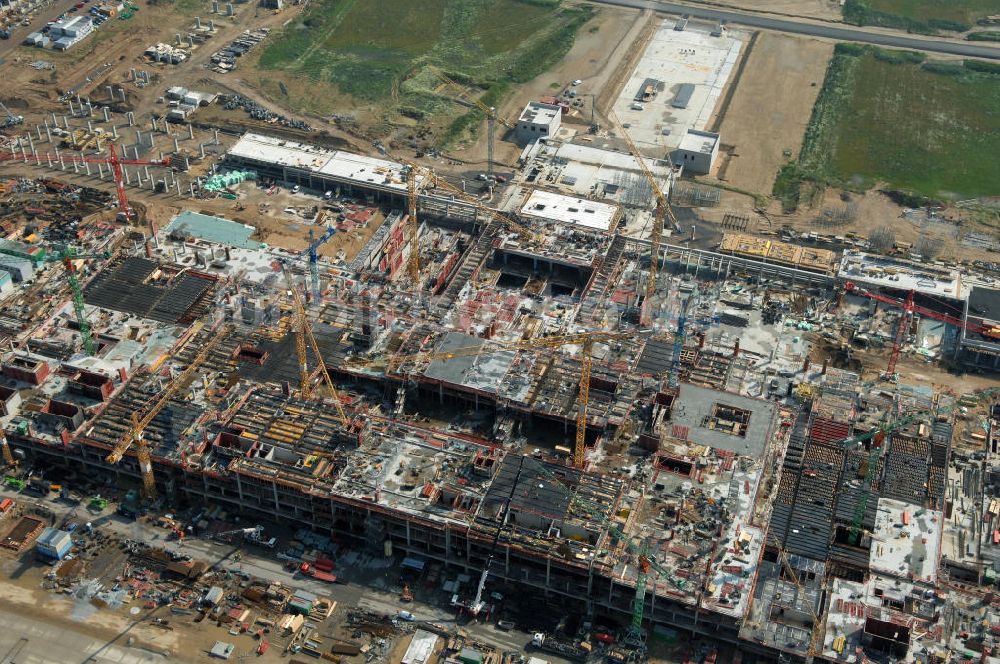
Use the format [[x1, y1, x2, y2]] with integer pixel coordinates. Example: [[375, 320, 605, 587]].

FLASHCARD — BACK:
[[423, 332, 517, 394], [519, 101, 561, 125], [869, 497, 942, 583], [669, 384, 776, 455], [839, 250, 965, 300], [227, 133, 420, 193], [678, 129, 719, 154], [519, 190, 618, 231]]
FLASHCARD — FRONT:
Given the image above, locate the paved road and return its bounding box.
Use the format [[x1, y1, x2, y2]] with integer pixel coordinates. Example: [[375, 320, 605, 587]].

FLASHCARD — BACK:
[[590, 0, 1000, 60]]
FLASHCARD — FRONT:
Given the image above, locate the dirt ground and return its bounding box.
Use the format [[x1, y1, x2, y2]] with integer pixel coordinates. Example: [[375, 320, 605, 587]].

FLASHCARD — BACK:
[[712, 33, 833, 195], [700, 0, 844, 21], [450, 5, 652, 170]]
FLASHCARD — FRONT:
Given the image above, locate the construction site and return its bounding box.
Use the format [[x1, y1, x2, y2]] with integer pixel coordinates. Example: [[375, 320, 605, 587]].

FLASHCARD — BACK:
[[0, 1, 995, 663]]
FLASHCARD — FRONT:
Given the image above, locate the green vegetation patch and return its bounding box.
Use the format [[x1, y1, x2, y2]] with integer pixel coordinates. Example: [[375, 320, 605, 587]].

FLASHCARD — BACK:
[[843, 0, 998, 33], [258, 0, 592, 140], [774, 44, 1000, 209], [967, 30, 1000, 41]]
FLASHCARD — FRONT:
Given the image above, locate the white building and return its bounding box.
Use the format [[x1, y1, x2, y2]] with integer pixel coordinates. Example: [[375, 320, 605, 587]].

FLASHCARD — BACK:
[[672, 129, 719, 175], [514, 102, 561, 146]]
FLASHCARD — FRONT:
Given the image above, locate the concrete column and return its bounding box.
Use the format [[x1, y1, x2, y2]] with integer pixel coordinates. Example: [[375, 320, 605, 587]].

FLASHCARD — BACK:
[[27, 135, 33, 152], [173, 137, 179, 152], [106, 85, 114, 100], [111, 125, 118, 139], [187, 35, 194, 48], [63, 115, 69, 129], [225, 3, 233, 15], [98, 162, 104, 178], [158, 150, 164, 161], [87, 120, 93, 132], [213, 129, 219, 144], [45, 126, 51, 143], [87, 103, 93, 117], [209, 19, 214, 30], [72, 160, 78, 173], [127, 111, 135, 127], [151, 117, 157, 132], [176, 179, 182, 196], [68, 100, 75, 115], [133, 170, 139, 186], [136, 129, 143, 145], [189, 182, 195, 197], [144, 166, 150, 180], [120, 89, 127, 103], [51, 112, 58, 125], [46, 154, 52, 167], [59, 156, 65, 170], [130, 68, 137, 81], [75, 94, 81, 106], [102, 107, 110, 122], [175, 33, 181, 45], [133, 146, 139, 160], [188, 124, 194, 140], [84, 162, 90, 176], [194, 16, 201, 28], [199, 143, 205, 158], [35, 125, 42, 140]]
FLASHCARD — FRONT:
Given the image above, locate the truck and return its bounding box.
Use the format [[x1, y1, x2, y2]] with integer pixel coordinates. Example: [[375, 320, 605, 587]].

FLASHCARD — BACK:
[[530, 633, 589, 662], [312, 558, 335, 573], [299, 562, 336, 583]]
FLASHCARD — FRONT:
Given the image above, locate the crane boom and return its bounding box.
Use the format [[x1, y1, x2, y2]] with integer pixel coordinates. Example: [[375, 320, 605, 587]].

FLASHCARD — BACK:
[[610, 112, 679, 325], [106, 322, 231, 498], [401, 159, 535, 241], [284, 267, 348, 424]]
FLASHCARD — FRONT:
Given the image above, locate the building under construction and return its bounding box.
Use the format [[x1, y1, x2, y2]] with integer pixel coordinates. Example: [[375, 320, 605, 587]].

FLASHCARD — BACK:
[[1, 137, 998, 664]]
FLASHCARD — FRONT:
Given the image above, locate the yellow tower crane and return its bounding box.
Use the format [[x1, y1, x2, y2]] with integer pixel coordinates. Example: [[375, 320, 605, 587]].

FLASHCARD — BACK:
[[776, 547, 827, 664], [283, 266, 348, 425], [106, 322, 231, 499], [400, 158, 536, 242], [610, 112, 680, 325], [1, 435, 15, 467], [351, 330, 630, 467], [435, 72, 515, 180]]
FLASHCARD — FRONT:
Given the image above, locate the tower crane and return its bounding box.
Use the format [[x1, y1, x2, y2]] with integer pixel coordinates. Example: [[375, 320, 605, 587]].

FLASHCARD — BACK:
[[282, 266, 348, 424], [301, 225, 335, 303], [105, 322, 231, 499], [351, 330, 630, 467], [43, 248, 111, 356], [610, 112, 679, 326], [400, 158, 534, 241], [1, 145, 169, 222], [1, 434, 15, 467], [435, 72, 514, 180], [523, 455, 685, 651], [668, 282, 698, 391], [844, 281, 998, 378]]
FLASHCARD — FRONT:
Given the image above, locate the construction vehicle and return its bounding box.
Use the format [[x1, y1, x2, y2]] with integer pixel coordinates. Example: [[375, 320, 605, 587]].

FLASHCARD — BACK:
[[530, 632, 590, 662], [0, 100, 23, 128], [610, 112, 680, 326], [43, 248, 111, 356], [105, 323, 230, 499], [299, 561, 337, 583]]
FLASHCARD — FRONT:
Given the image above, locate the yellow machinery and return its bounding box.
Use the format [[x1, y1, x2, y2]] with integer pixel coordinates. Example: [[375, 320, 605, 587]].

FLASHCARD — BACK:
[[610, 112, 680, 325], [401, 158, 536, 242], [283, 267, 348, 425], [1, 435, 15, 467], [352, 330, 630, 467], [776, 547, 826, 663], [106, 322, 231, 499]]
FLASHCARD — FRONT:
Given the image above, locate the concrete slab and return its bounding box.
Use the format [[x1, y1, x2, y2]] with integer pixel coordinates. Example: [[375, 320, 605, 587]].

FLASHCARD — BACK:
[[612, 19, 744, 155]]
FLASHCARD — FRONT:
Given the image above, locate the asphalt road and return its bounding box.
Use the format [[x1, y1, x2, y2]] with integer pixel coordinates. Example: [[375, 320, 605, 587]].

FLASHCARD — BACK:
[[590, 0, 1000, 60]]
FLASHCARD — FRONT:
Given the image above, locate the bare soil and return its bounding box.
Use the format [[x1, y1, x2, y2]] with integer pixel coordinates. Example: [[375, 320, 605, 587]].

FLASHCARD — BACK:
[[713, 32, 833, 195]]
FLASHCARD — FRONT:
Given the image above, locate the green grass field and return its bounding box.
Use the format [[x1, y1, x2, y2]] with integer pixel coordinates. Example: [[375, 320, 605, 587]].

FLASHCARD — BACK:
[[844, 0, 997, 32], [257, 0, 591, 139], [775, 45, 1000, 209]]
